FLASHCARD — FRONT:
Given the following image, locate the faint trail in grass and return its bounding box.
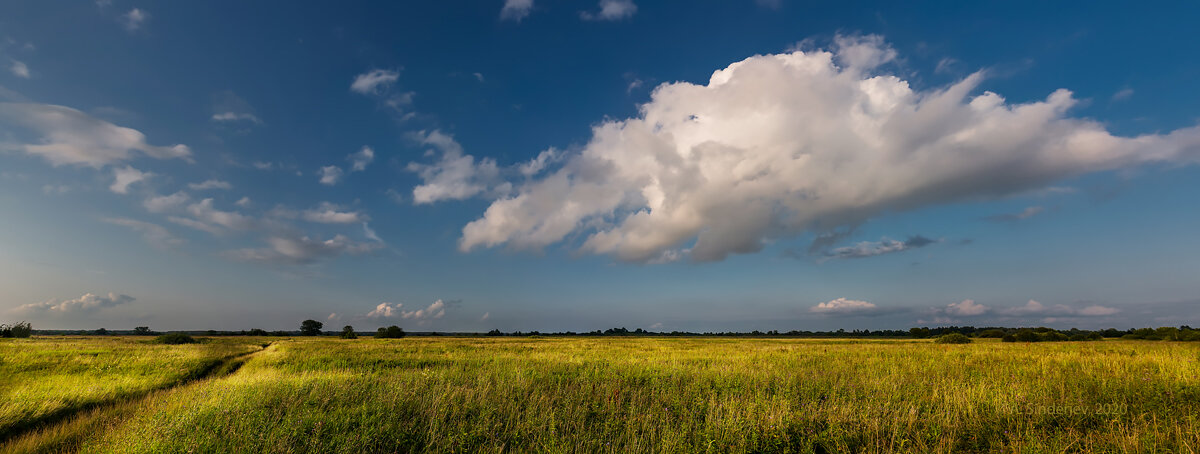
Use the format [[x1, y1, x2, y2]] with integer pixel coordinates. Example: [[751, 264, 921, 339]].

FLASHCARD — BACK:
[[0, 341, 274, 452]]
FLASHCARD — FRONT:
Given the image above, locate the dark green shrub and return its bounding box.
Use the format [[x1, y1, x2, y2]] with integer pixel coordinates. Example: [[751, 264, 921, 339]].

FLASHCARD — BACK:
[[340, 325, 357, 339], [1180, 329, 1200, 341], [1039, 331, 1069, 342], [94, 328, 109, 336], [1156, 327, 1180, 341], [375, 326, 406, 339], [909, 327, 931, 339], [1068, 333, 1089, 341], [935, 333, 972, 344], [1015, 329, 1040, 342], [978, 329, 1007, 338], [133, 326, 154, 335], [248, 328, 268, 336], [1001, 334, 1017, 342], [154, 333, 196, 344]]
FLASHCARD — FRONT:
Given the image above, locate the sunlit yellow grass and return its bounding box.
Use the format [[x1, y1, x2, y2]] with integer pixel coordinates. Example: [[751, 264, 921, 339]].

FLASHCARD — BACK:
[[4, 337, 1199, 453], [0, 336, 260, 441]]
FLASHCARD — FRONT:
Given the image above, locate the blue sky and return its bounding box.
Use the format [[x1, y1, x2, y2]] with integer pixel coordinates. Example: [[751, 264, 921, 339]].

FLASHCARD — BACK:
[[2, 1, 1199, 331]]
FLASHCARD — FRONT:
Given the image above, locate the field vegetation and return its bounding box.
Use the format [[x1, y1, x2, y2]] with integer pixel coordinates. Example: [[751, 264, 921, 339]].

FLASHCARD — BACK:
[[2, 335, 1198, 453]]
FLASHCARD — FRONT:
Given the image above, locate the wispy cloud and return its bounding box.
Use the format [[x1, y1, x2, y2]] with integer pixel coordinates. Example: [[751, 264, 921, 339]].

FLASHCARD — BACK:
[[15, 292, 135, 315], [500, 0, 533, 21], [581, 0, 637, 20], [350, 69, 399, 95]]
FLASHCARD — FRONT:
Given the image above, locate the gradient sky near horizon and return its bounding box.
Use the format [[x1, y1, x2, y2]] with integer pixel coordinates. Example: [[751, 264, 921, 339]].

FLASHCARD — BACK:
[[2, 1, 1199, 332]]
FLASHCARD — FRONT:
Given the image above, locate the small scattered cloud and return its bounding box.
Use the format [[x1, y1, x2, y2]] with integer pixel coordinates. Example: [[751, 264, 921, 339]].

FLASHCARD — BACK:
[[15, 292, 135, 315], [1111, 88, 1134, 102], [0, 102, 191, 168], [820, 235, 937, 261], [407, 130, 503, 204], [810, 297, 878, 315], [500, 0, 534, 21], [187, 198, 255, 231], [251, 161, 274, 170], [581, 0, 637, 21], [109, 166, 151, 194], [327, 313, 341, 321], [9, 60, 29, 79], [302, 202, 367, 224], [481, 312, 490, 321], [983, 206, 1043, 223], [42, 184, 71, 195], [473, 72, 485, 82], [1001, 299, 1119, 317], [222, 232, 381, 265], [120, 8, 148, 32], [143, 191, 190, 213], [211, 112, 262, 124], [350, 69, 399, 95], [945, 299, 988, 316], [363, 223, 383, 243], [934, 57, 958, 75], [318, 166, 344, 186], [348, 146, 374, 172], [188, 179, 233, 191], [235, 196, 252, 208], [103, 217, 183, 249], [365, 300, 448, 324]]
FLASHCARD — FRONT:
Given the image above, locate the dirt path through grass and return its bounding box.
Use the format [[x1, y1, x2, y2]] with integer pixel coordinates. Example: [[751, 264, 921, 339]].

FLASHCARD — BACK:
[[0, 341, 275, 453]]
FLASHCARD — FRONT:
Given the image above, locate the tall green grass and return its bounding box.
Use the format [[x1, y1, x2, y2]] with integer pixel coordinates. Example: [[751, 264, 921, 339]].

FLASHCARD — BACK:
[[3, 337, 1198, 453], [0, 336, 260, 441]]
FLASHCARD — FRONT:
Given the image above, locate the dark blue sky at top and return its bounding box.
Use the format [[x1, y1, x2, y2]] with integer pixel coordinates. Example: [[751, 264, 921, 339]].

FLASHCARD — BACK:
[[1, 1, 1198, 331]]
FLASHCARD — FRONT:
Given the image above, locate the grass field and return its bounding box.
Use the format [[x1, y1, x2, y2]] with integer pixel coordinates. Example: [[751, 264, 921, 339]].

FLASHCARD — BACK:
[[1, 336, 1198, 453]]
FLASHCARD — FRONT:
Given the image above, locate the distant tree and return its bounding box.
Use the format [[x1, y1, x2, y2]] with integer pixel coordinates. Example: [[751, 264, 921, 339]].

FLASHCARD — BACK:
[[375, 326, 406, 339], [340, 325, 357, 339], [300, 320, 324, 336], [486, 329, 503, 336], [94, 328, 109, 336], [247, 328, 268, 336], [935, 333, 972, 344], [1014, 329, 1040, 342], [1001, 334, 1017, 342], [977, 329, 1007, 338], [133, 326, 154, 336]]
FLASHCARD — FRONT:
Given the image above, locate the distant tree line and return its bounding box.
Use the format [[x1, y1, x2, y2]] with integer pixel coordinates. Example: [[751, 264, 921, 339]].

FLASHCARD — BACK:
[[14, 321, 1200, 342]]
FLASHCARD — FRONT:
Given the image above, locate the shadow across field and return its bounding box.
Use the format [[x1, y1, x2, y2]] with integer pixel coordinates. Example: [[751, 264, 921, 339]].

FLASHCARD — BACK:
[[0, 341, 272, 446]]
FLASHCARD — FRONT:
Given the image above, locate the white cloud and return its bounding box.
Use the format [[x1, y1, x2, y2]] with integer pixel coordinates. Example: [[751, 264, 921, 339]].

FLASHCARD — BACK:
[[407, 130, 503, 204], [143, 191, 190, 213], [447, 35, 1200, 262], [0, 102, 191, 167], [365, 300, 448, 322], [363, 223, 382, 243], [367, 302, 397, 318], [42, 184, 70, 195], [103, 218, 183, 249], [235, 196, 252, 208], [16, 292, 135, 315], [223, 232, 380, 265], [348, 146, 374, 172], [327, 313, 340, 321], [211, 112, 262, 124], [946, 299, 989, 316], [820, 235, 936, 261], [187, 198, 255, 230], [318, 166, 343, 186], [402, 299, 446, 320], [167, 216, 221, 235], [251, 161, 274, 170], [302, 202, 367, 224], [188, 179, 233, 191], [501, 0, 533, 21], [350, 69, 399, 94], [811, 297, 877, 314], [581, 0, 637, 20], [120, 8, 148, 32], [481, 312, 490, 321], [109, 166, 150, 194], [1002, 299, 1119, 317], [1112, 88, 1134, 102], [9, 60, 29, 79]]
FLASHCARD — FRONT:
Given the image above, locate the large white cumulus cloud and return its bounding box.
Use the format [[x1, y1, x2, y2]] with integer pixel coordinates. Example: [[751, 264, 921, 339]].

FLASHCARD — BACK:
[[435, 36, 1200, 263]]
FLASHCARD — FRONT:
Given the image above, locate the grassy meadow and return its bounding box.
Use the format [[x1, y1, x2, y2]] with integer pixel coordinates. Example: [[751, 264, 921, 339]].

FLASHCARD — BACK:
[[1, 336, 1198, 453]]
